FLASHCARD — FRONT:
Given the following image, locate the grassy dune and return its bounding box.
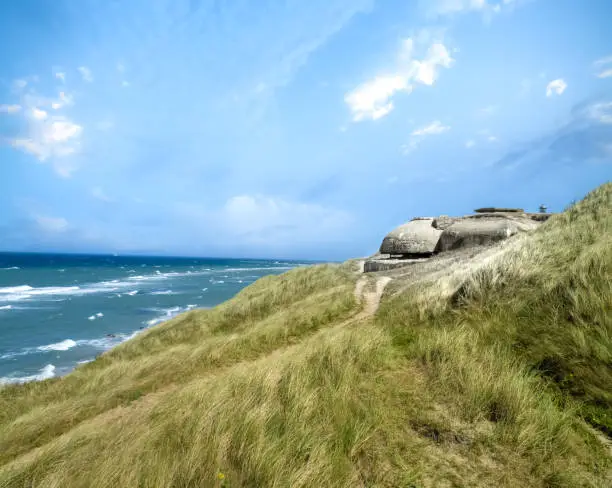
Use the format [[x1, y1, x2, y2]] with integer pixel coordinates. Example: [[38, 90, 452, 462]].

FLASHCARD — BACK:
[[0, 183, 610, 487]]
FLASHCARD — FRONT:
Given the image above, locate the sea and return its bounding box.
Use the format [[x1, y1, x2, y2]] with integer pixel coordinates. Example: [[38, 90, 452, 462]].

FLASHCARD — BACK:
[[0, 252, 309, 384]]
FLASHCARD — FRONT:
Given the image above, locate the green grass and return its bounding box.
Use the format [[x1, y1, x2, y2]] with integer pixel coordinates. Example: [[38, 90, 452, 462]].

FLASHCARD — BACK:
[[0, 184, 610, 487]]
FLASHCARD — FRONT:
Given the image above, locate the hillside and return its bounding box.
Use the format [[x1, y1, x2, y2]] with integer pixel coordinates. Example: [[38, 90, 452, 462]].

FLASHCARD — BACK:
[[0, 183, 610, 487]]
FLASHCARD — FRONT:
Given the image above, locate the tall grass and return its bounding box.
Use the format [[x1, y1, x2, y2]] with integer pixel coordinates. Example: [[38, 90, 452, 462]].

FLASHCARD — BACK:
[[0, 184, 610, 487]]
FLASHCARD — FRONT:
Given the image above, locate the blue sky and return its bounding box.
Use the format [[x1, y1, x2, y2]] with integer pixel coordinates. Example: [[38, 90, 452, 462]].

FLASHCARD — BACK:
[[0, 0, 610, 260]]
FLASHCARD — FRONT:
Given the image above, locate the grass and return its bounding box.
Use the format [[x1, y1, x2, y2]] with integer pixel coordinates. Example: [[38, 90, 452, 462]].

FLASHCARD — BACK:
[[0, 183, 610, 487]]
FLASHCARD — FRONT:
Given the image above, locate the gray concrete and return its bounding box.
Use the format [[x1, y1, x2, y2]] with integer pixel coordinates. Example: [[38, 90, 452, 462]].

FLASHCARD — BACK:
[[379, 218, 442, 255], [436, 218, 519, 252]]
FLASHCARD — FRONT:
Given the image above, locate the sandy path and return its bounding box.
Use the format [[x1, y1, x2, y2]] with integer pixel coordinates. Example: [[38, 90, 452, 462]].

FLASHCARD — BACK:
[[353, 276, 392, 318]]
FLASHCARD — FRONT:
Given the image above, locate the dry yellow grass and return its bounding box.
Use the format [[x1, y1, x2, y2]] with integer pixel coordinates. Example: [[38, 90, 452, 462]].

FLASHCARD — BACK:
[[0, 183, 610, 487]]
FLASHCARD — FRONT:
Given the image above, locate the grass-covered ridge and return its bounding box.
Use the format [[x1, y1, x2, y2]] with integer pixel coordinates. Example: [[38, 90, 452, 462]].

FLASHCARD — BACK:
[[0, 183, 610, 487]]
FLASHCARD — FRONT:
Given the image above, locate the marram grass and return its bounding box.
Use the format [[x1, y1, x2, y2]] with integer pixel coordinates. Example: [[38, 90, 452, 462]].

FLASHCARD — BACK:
[[0, 183, 610, 487]]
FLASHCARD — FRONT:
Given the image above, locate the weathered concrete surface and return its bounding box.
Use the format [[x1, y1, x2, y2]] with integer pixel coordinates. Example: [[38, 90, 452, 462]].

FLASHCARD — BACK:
[[380, 218, 442, 255], [432, 215, 459, 230], [474, 207, 524, 213], [364, 257, 429, 273], [436, 218, 519, 252], [365, 209, 554, 273]]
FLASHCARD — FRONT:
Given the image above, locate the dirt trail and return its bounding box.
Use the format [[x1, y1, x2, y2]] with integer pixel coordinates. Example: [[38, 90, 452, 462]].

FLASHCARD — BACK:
[[353, 275, 392, 318]]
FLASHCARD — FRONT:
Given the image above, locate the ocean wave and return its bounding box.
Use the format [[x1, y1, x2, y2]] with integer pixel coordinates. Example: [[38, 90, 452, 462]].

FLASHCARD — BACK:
[[74, 331, 140, 350], [0, 282, 130, 303], [1, 266, 20, 270], [0, 305, 12, 310], [0, 264, 296, 305], [0, 330, 140, 361], [218, 266, 295, 272], [37, 339, 77, 352], [0, 364, 56, 384], [0, 285, 34, 294], [149, 290, 177, 295], [144, 304, 196, 326]]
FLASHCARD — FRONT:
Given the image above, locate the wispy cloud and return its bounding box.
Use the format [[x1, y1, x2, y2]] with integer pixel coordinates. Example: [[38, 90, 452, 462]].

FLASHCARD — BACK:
[[78, 66, 94, 82], [465, 139, 475, 148], [345, 38, 454, 122], [424, 0, 523, 19], [174, 194, 353, 250], [33, 214, 69, 233], [593, 55, 612, 78], [0, 104, 21, 113], [587, 101, 612, 124], [546, 78, 567, 97], [402, 120, 450, 154], [494, 98, 612, 169], [91, 187, 114, 202], [476, 104, 499, 117]]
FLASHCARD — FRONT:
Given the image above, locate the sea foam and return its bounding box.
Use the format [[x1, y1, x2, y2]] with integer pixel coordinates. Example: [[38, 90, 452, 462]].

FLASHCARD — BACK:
[[0, 364, 56, 384], [37, 339, 77, 352]]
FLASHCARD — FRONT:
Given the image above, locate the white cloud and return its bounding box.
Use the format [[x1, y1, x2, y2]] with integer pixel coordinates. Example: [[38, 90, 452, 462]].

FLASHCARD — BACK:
[[121, 80, 130, 87], [91, 187, 114, 202], [345, 75, 411, 121], [3, 78, 83, 176], [31, 108, 48, 120], [50, 92, 73, 110], [465, 139, 475, 148], [546, 78, 567, 97], [402, 120, 450, 154], [33, 215, 69, 233], [78, 66, 93, 82], [345, 39, 453, 121], [55, 72, 66, 82], [598, 69, 612, 79], [412, 42, 453, 85], [487, 135, 498, 142], [593, 55, 612, 78], [411, 120, 450, 136], [0, 104, 21, 113]]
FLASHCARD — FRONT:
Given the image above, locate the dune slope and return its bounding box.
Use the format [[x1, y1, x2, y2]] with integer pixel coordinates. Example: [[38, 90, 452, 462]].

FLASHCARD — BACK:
[[0, 183, 610, 487]]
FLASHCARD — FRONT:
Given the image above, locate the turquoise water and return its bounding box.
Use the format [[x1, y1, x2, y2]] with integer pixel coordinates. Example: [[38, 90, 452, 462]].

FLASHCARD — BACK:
[[0, 252, 308, 383]]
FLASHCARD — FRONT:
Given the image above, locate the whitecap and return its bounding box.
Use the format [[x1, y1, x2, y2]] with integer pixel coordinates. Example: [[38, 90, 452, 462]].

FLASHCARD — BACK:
[[96, 312, 104, 317], [149, 290, 177, 295], [124, 290, 139, 296], [0, 305, 12, 310], [0, 364, 56, 384], [0, 285, 33, 294], [144, 305, 189, 327], [37, 339, 77, 352], [1, 266, 20, 270], [88, 315, 96, 321]]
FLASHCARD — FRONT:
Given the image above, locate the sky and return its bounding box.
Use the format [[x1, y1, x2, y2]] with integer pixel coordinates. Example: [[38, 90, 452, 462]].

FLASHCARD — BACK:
[[0, 0, 610, 261]]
